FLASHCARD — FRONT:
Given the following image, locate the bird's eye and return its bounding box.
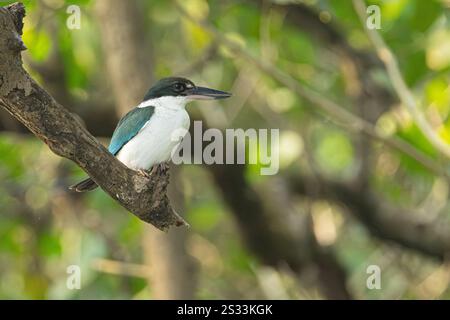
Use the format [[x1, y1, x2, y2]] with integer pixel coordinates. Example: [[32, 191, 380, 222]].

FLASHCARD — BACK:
[[173, 83, 185, 92]]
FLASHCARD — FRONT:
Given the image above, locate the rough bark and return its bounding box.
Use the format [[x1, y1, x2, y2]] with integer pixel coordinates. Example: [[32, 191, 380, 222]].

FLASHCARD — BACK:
[[0, 2, 186, 231]]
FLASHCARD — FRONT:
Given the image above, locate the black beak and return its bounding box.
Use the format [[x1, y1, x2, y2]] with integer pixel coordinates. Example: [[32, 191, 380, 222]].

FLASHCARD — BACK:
[[186, 86, 232, 100]]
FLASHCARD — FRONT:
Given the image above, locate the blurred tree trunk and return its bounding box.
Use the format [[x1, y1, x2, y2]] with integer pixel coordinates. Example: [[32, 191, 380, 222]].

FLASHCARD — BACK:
[[94, 0, 196, 299], [144, 165, 197, 299], [95, 0, 152, 117]]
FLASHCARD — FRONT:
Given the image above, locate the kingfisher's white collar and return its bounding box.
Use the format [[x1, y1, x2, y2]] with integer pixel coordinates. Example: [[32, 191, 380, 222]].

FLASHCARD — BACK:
[[137, 96, 190, 110]]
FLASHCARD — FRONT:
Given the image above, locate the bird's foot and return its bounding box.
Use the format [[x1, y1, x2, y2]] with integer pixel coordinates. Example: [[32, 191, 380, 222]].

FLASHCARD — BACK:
[[138, 169, 152, 178], [149, 162, 170, 176], [159, 162, 170, 174]]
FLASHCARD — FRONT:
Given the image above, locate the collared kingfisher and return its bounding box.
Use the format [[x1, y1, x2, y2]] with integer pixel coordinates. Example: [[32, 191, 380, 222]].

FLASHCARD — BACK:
[[70, 77, 231, 192]]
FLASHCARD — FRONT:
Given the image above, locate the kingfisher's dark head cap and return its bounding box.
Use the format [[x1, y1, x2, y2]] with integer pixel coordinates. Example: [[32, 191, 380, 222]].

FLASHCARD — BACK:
[[143, 77, 231, 101]]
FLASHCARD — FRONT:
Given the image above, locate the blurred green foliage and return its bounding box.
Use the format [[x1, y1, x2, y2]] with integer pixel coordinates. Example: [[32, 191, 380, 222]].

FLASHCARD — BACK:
[[1, 0, 450, 299]]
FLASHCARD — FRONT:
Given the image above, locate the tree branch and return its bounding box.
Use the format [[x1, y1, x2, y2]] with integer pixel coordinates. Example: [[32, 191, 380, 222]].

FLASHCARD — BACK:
[[176, 3, 449, 181], [247, 1, 450, 261], [94, 0, 197, 298], [288, 173, 450, 260], [209, 163, 351, 299], [0, 2, 186, 231], [353, 0, 450, 160]]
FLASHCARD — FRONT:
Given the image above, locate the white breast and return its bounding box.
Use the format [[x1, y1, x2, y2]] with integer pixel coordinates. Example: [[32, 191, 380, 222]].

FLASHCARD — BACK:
[[116, 101, 190, 170]]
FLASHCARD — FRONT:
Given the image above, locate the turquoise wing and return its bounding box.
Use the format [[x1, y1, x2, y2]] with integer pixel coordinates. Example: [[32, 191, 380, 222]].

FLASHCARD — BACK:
[[108, 106, 155, 155]]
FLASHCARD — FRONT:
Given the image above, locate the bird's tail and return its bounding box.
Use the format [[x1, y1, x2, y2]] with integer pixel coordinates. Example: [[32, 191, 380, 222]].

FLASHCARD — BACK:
[[69, 177, 98, 192]]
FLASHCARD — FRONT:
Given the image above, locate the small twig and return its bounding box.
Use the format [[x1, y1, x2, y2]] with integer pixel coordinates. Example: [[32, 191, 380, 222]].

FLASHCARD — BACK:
[[353, 0, 450, 159], [175, 43, 218, 76], [91, 258, 151, 278]]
